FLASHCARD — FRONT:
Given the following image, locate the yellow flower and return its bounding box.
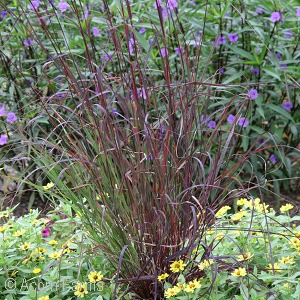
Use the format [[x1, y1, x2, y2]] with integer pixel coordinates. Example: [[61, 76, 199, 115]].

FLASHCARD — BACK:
[[255, 203, 269, 213], [280, 203, 294, 213], [266, 263, 281, 273], [37, 247, 47, 254], [216, 233, 225, 240], [216, 206, 231, 217], [184, 279, 201, 293], [48, 239, 58, 245], [0, 226, 6, 232], [0, 211, 10, 218], [38, 296, 49, 300], [237, 252, 253, 261], [74, 282, 88, 298], [231, 267, 247, 277], [43, 182, 54, 190], [33, 268, 41, 274], [206, 229, 215, 235], [49, 251, 62, 260], [279, 256, 295, 265], [198, 259, 213, 270], [164, 286, 181, 299], [88, 271, 104, 283], [231, 211, 247, 222], [13, 229, 26, 237], [170, 259, 186, 273], [157, 273, 169, 281], [20, 243, 31, 251], [237, 198, 248, 206], [289, 237, 300, 248]]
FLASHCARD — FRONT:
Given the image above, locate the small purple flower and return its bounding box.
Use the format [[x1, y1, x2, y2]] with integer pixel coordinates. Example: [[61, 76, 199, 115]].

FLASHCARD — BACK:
[[160, 47, 168, 58], [282, 101, 293, 111], [225, 12, 230, 17], [23, 38, 33, 47], [129, 38, 135, 54], [269, 154, 277, 164], [275, 51, 281, 59], [0, 135, 7, 146], [49, 0, 54, 4], [55, 92, 64, 100], [217, 35, 226, 45], [297, 7, 300, 17], [189, 0, 195, 6], [270, 12, 281, 23], [103, 53, 112, 61], [219, 68, 224, 74], [284, 30, 293, 39], [139, 27, 146, 34], [111, 108, 118, 117], [256, 7, 264, 15], [280, 63, 287, 69], [248, 88, 258, 100], [228, 33, 238, 43], [6, 112, 17, 123], [137, 88, 147, 99], [227, 114, 235, 124], [208, 120, 216, 129], [0, 106, 6, 116], [175, 46, 184, 55], [238, 117, 249, 128], [166, 0, 178, 9], [42, 228, 51, 238], [57, 1, 70, 13], [92, 27, 100, 36], [250, 68, 259, 76], [153, 0, 162, 9], [258, 138, 264, 144], [0, 10, 8, 19], [29, 0, 40, 10]]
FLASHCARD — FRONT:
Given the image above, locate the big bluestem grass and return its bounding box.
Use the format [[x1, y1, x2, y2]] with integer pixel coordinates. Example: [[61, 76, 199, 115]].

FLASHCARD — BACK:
[[1, 0, 296, 299]]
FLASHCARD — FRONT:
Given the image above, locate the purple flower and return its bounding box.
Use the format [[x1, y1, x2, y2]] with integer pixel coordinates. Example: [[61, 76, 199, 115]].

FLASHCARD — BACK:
[[297, 8, 300, 17], [57, 1, 70, 13], [29, 0, 40, 10], [269, 154, 277, 164], [256, 7, 264, 15], [153, 0, 162, 9], [0, 106, 6, 116], [42, 228, 51, 238], [175, 46, 184, 55], [270, 12, 281, 23], [248, 88, 258, 100], [282, 101, 293, 111], [166, 0, 178, 10], [189, 0, 195, 6], [227, 114, 235, 124], [0, 10, 8, 19], [103, 53, 112, 61], [49, 0, 54, 4], [160, 47, 168, 58], [129, 38, 135, 54], [238, 117, 249, 128], [111, 108, 118, 117], [137, 88, 147, 99], [258, 138, 264, 144], [208, 120, 216, 129], [275, 51, 281, 59], [92, 27, 100, 36], [250, 68, 259, 76], [225, 12, 230, 17], [0, 135, 7, 146], [284, 30, 293, 39], [55, 92, 64, 100], [217, 35, 226, 45], [23, 38, 33, 47], [228, 33, 238, 43], [6, 112, 17, 123], [280, 63, 287, 69], [219, 68, 224, 74], [139, 27, 146, 34]]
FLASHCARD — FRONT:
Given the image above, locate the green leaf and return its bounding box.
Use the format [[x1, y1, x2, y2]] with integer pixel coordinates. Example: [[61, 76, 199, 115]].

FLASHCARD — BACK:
[[263, 68, 281, 80], [264, 103, 295, 123], [223, 70, 247, 84], [135, 32, 149, 52], [226, 45, 255, 61]]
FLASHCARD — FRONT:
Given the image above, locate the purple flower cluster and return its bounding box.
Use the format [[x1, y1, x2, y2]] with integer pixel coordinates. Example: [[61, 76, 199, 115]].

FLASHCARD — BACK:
[[227, 114, 249, 128], [200, 115, 216, 129], [23, 38, 33, 48], [29, 0, 40, 10], [0, 106, 18, 146], [247, 88, 259, 100]]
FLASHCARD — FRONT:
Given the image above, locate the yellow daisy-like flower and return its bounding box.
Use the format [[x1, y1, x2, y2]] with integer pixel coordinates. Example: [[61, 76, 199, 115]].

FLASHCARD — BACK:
[[13, 229, 26, 237], [255, 203, 269, 213], [280, 203, 294, 213], [164, 286, 181, 299], [170, 259, 186, 273], [237, 252, 254, 261], [216, 233, 225, 240], [74, 282, 88, 298], [20, 242, 31, 251], [184, 279, 201, 293], [38, 296, 49, 300], [0, 226, 7, 232], [157, 273, 169, 281], [88, 271, 104, 283], [279, 256, 295, 265], [33, 268, 41, 274], [48, 239, 58, 245], [198, 259, 213, 270], [231, 267, 247, 277], [236, 198, 249, 206], [231, 211, 247, 222], [0, 211, 10, 218], [43, 182, 54, 190], [37, 247, 47, 254], [216, 206, 231, 217], [49, 251, 62, 260], [289, 237, 300, 248], [266, 263, 281, 273], [206, 229, 215, 235]]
